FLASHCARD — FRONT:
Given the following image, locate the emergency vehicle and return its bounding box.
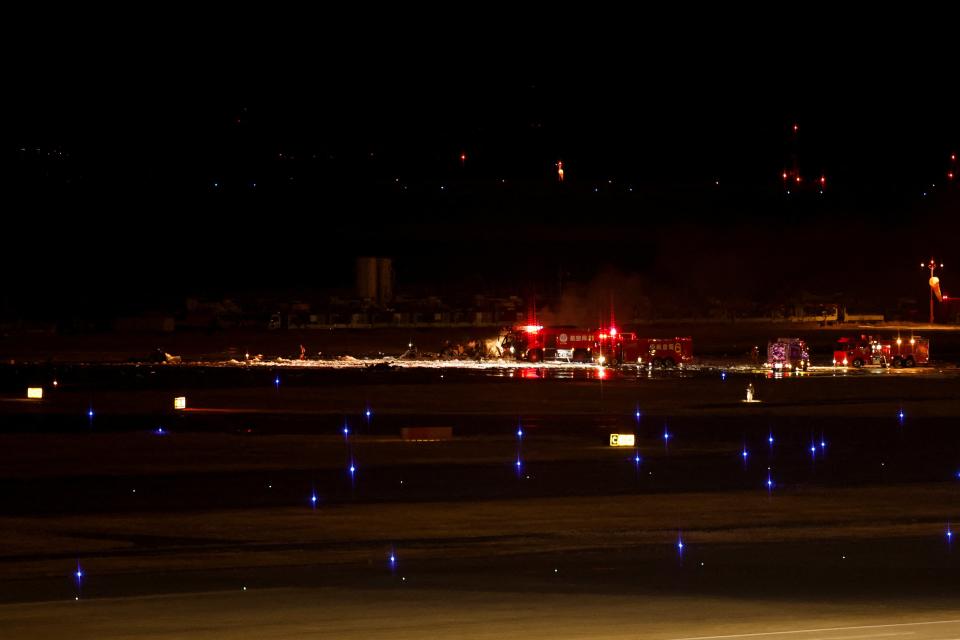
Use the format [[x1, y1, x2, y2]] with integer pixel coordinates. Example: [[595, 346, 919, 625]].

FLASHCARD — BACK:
[[833, 335, 929, 368], [766, 338, 810, 371], [598, 331, 694, 367], [503, 325, 693, 367]]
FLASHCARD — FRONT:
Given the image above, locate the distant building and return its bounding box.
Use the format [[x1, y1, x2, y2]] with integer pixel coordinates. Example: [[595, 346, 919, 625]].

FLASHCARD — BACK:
[[355, 257, 393, 306]]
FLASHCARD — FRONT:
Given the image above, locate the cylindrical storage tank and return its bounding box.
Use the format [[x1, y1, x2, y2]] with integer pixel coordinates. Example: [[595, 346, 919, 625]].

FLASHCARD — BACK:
[[377, 257, 393, 305], [356, 257, 378, 301]]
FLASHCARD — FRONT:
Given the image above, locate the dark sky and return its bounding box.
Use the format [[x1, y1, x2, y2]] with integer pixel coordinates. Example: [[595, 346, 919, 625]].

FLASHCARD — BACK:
[[6, 24, 958, 315]]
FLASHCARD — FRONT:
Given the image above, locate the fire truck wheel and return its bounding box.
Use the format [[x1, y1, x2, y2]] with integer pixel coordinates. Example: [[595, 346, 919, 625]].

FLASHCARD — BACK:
[[528, 350, 542, 363], [663, 358, 675, 368], [905, 357, 915, 368], [852, 358, 864, 368], [892, 358, 903, 368]]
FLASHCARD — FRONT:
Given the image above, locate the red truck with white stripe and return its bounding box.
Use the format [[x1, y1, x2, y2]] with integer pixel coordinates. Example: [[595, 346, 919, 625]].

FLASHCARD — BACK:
[[833, 335, 930, 368], [503, 325, 693, 367]]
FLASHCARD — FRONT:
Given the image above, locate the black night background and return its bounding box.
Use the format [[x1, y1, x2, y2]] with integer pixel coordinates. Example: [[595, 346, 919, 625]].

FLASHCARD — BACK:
[[3, 19, 960, 640]]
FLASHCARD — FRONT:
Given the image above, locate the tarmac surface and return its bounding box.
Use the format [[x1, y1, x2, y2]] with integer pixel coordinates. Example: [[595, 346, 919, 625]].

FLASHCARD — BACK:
[[2, 347, 959, 638]]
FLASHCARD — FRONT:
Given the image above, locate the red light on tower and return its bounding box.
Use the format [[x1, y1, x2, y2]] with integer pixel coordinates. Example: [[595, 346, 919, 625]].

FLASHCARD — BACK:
[[820, 175, 826, 187], [557, 160, 565, 182], [460, 152, 466, 165], [792, 123, 799, 133], [795, 175, 801, 184], [782, 171, 788, 180], [951, 153, 957, 162], [949, 171, 955, 181]]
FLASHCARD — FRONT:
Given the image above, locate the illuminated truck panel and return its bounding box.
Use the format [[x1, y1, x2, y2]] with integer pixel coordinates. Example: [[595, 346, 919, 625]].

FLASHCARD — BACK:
[[766, 338, 810, 371]]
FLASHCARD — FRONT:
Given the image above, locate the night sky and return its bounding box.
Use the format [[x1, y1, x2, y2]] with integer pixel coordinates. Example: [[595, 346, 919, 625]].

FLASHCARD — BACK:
[[7, 28, 958, 316]]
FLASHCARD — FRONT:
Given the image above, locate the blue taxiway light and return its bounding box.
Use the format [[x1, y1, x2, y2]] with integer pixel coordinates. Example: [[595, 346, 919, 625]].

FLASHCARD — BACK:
[[517, 428, 524, 438]]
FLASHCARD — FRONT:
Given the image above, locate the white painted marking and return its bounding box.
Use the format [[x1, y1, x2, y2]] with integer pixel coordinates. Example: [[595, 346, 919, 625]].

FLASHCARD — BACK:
[[670, 619, 960, 640], [808, 633, 913, 640]]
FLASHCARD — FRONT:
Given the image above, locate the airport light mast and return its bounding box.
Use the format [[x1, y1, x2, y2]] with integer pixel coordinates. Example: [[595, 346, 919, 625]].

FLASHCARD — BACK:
[[923, 258, 943, 324]]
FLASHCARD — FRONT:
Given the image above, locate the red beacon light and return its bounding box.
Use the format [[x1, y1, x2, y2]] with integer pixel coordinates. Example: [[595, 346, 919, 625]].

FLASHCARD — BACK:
[[523, 325, 543, 334], [609, 327, 618, 337]]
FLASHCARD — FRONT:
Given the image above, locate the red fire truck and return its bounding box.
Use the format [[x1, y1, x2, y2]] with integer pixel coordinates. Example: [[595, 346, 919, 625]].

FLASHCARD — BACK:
[[502, 325, 693, 367], [833, 335, 930, 368], [599, 331, 694, 367], [502, 325, 598, 363]]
